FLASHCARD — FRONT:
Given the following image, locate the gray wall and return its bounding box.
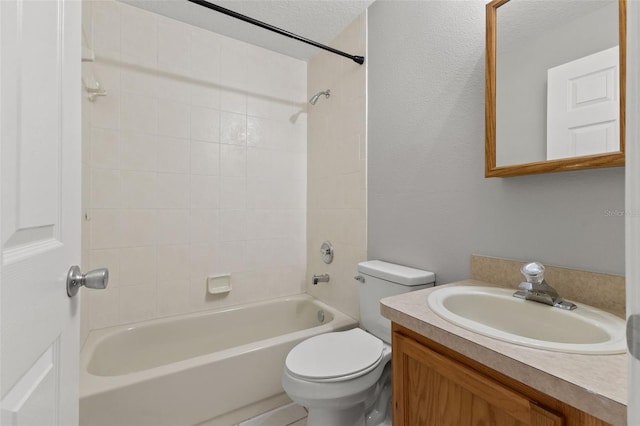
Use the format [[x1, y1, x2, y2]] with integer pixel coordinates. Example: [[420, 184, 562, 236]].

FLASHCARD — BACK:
[[367, 0, 625, 286]]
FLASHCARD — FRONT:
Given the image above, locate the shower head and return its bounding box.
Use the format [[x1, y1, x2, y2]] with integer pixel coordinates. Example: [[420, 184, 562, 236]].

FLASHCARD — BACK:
[[309, 89, 330, 105]]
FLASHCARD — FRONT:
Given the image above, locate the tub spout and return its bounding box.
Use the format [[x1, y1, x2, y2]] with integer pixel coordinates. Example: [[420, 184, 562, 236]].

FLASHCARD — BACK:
[[312, 274, 330, 285]]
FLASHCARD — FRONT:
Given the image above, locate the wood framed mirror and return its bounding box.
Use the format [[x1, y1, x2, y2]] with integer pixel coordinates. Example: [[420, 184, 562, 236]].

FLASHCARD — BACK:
[[485, 0, 626, 178]]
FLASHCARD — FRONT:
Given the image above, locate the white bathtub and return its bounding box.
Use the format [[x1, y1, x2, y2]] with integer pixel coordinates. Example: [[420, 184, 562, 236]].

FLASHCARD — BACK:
[[80, 294, 356, 426]]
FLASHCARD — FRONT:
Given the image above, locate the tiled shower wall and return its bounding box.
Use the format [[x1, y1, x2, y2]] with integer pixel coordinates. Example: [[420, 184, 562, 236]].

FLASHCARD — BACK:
[[305, 13, 367, 320], [81, 1, 307, 341]]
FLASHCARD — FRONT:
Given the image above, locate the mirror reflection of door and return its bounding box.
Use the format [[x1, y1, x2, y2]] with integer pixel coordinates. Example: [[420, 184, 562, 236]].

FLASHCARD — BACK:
[[546, 46, 619, 160], [495, 0, 619, 167]]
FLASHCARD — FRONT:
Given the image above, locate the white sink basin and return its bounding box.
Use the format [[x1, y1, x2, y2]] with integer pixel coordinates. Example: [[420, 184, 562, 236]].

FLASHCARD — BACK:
[[427, 286, 626, 354]]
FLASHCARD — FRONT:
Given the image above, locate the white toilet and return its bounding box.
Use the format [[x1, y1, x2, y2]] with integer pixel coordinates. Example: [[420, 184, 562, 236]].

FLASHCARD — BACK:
[[282, 260, 435, 426]]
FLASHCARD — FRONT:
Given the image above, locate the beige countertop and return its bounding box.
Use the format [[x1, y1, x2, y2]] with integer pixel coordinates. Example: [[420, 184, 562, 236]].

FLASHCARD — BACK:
[[380, 279, 627, 426]]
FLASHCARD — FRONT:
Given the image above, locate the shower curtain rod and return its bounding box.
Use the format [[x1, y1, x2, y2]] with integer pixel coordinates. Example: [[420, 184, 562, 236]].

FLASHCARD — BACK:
[[186, 0, 365, 65]]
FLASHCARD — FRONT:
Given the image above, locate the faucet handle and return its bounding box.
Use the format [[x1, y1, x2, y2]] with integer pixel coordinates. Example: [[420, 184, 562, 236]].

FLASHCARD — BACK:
[[521, 261, 545, 284]]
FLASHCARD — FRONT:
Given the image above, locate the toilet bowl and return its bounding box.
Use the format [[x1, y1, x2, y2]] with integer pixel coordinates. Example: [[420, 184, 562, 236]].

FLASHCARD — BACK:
[[282, 329, 392, 426], [282, 261, 435, 426]]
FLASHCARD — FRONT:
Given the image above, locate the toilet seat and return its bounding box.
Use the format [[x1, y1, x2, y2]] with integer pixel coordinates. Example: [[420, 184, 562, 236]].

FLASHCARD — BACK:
[[285, 328, 384, 383]]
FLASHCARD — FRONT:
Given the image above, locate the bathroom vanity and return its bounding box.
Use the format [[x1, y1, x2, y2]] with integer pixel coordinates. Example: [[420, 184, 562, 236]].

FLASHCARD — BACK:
[[381, 280, 626, 426]]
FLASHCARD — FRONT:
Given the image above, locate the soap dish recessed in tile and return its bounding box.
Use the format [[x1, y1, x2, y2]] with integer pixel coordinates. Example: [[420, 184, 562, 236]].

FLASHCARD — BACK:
[[207, 274, 231, 294]]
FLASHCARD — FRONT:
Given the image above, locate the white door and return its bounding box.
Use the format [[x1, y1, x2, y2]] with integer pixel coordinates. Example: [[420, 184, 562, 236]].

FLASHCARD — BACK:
[[0, 0, 82, 425], [547, 46, 620, 160], [628, 1, 640, 424]]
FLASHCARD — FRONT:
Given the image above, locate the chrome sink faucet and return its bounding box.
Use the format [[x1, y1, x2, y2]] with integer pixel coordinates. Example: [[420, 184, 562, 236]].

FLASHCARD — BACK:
[[512, 262, 577, 310]]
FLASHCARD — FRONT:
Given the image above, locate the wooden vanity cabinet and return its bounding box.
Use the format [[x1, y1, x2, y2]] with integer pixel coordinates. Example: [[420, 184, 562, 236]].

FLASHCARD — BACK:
[[391, 324, 611, 426]]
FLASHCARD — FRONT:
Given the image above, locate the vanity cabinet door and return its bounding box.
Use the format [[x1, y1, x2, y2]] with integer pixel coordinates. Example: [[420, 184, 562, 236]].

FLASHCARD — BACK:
[[392, 332, 563, 426]]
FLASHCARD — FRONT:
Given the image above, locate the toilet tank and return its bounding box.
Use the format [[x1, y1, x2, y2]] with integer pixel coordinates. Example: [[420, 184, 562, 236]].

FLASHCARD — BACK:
[[357, 260, 435, 344]]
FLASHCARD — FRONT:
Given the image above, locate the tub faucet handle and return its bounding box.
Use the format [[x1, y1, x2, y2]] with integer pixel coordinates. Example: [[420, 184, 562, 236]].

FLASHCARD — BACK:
[[320, 241, 334, 264]]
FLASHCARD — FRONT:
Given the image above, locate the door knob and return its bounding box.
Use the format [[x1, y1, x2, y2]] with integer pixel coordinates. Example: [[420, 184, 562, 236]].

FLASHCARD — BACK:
[[66, 265, 109, 297]]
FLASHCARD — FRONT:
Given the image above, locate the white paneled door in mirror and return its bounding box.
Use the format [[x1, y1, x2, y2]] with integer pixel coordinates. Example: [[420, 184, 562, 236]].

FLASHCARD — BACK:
[[547, 46, 620, 160], [0, 0, 81, 425]]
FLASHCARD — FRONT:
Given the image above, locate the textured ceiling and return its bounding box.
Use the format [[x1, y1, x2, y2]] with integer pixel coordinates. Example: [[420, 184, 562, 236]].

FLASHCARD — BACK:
[[122, 0, 373, 61]]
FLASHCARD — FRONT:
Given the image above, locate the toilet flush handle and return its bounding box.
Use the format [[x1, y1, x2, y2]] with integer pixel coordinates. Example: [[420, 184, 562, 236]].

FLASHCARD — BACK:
[[354, 275, 365, 283]]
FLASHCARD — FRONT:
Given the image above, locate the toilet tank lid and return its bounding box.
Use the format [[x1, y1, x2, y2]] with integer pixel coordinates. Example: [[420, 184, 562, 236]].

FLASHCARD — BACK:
[[357, 260, 435, 286]]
